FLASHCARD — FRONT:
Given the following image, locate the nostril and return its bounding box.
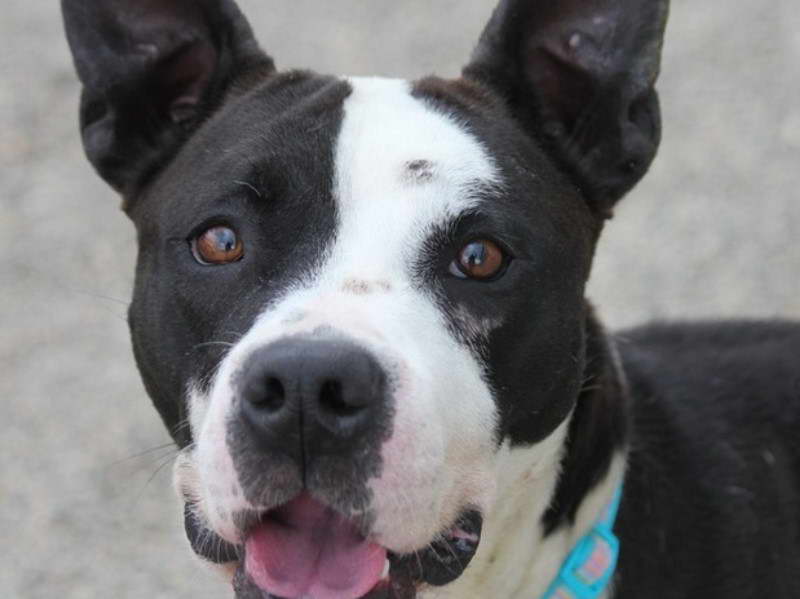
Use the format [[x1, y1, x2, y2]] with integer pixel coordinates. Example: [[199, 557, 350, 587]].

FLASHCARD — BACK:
[[319, 379, 363, 417], [264, 377, 286, 411], [249, 376, 285, 412]]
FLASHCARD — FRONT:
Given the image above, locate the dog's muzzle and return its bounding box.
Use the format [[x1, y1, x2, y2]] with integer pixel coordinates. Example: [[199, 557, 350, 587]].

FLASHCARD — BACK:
[[186, 499, 483, 599], [186, 337, 484, 598]]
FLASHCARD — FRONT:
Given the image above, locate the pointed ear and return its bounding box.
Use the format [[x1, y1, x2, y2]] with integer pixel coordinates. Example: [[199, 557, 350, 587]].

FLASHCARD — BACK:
[[464, 0, 669, 217], [62, 0, 274, 196]]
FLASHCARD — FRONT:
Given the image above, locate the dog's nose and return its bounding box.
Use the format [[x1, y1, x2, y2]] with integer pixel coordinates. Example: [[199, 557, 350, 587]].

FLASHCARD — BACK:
[[237, 337, 387, 465]]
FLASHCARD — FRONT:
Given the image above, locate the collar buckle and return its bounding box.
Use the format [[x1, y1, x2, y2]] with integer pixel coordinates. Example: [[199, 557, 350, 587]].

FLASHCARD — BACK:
[[541, 485, 623, 599]]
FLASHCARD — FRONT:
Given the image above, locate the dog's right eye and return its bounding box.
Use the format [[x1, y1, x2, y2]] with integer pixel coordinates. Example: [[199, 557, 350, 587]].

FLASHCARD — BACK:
[[450, 239, 509, 281], [191, 226, 244, 265]]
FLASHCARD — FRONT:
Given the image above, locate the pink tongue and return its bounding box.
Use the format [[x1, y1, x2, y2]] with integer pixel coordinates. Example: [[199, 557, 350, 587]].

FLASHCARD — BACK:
[[244, 493, 386, 599]]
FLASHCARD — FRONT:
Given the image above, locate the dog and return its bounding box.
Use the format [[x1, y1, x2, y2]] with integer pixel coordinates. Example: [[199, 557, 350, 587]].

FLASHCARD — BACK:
[[61, 0, 800, 597]]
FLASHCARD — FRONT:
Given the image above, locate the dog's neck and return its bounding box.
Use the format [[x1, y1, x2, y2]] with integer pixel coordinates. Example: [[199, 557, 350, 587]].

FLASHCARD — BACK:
[[425, 309, 629, 599]]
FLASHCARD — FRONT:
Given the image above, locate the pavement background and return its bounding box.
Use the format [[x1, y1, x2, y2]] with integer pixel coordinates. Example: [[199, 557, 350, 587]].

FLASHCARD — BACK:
[[1, 1, 798, 598]]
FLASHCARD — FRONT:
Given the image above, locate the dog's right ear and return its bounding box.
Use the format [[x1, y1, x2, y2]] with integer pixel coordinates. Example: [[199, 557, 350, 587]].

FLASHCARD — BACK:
[[62, 0, 274, 197], [464, 0, 669, 218]]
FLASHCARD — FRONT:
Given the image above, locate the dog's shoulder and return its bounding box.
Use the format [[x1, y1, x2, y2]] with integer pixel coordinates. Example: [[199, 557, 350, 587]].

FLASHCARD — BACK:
[[611, 320, 800, 598], [618, 319, 800, 419], [616, 318, 800, 475]]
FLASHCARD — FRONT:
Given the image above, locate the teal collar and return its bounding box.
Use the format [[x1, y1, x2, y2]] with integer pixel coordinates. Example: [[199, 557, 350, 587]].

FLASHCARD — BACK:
[[541, 485, 623, 599]]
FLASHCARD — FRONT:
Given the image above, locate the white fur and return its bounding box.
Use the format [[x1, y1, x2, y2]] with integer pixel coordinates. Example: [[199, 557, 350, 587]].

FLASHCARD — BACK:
[[422, 447, 626, 599], [172, 76, 622, 599]]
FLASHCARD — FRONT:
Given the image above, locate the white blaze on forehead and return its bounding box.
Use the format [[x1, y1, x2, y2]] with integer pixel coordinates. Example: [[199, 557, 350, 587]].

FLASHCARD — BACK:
[[328, 77, 503, 550], [329, 76, 499, 284]]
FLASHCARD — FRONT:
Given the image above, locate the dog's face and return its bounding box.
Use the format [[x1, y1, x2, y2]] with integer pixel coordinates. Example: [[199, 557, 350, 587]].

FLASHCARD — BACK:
[[63, 1, 667, 597]]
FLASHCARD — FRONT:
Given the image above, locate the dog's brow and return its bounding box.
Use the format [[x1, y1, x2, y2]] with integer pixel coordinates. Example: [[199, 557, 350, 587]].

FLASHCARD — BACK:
[[234, 180, 263, 199]]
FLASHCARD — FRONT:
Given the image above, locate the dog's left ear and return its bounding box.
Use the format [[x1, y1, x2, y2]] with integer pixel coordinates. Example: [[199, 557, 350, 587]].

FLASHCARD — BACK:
[[62, 0, 274, 197], [464, 0, 669, 217]]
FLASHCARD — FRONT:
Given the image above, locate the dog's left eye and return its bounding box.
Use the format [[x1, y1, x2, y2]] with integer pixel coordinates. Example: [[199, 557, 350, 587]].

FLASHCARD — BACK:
[[191, 226, 244, 265], [450, 239, 508, 281]]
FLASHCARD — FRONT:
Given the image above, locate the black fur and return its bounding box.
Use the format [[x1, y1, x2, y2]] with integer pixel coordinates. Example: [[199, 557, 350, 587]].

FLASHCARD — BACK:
[[464, 0, 669, 217], [60, 0, 800, 598], [615, 321, 800, 597], [128, 71, 351, 446], [62, 0, 274, 196], [542, 307, 629, 534]]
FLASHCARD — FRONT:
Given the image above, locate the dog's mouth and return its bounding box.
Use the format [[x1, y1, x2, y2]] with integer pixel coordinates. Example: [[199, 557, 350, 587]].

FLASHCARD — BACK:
[[186, 493, 482, 599], [240, 492, 386, 599]]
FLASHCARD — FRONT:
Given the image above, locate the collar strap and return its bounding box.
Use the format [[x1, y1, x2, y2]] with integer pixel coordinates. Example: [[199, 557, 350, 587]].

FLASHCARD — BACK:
[[541, 485, 623, 599]]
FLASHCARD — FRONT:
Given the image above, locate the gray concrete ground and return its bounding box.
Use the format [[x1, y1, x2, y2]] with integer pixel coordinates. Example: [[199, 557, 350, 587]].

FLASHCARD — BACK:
[[1, 1, 798, 597]]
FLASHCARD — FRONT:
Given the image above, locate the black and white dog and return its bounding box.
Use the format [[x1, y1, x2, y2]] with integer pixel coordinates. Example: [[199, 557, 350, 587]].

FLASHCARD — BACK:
[[62, 1, 800, 597]]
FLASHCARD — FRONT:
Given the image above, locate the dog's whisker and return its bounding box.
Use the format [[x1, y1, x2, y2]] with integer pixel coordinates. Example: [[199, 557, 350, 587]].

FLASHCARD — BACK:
[[103, 442, 178, 469], [172, 418, 193, 435], [426, 539, 458, 572], [233, 179, 263, 199], [414, 549, 424, 579], [221, 330, 244, 340], [131, 452, 180, 506], [81, 290, 131, 307], [579, 384, 603, 393], [438, 532, 461, 564], [193, 340, 235, 351]]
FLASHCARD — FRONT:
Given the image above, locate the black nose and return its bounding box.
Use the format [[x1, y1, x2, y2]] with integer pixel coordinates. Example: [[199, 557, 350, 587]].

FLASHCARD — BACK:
[[237, 337, 387, 467]]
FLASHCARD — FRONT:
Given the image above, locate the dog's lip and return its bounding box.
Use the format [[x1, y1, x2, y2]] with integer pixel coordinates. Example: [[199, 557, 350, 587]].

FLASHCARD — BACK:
[[387, 509, 483, 588], [184, 501, 241, 564], [236, 510, 482, 598], [185, 500, 482, 598]]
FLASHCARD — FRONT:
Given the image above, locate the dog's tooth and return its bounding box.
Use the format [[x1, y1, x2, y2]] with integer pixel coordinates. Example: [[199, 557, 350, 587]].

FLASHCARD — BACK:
[[382, 557, 391, 579]]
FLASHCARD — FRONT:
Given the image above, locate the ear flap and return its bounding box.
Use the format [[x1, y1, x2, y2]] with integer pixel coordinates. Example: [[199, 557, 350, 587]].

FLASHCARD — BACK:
[[464, 0, 669, 217], [62, 0, 274, 196]]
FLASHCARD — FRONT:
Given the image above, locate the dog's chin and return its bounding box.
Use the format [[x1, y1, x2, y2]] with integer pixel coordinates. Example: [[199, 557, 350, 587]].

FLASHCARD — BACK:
[[185, 493, 482, 599]]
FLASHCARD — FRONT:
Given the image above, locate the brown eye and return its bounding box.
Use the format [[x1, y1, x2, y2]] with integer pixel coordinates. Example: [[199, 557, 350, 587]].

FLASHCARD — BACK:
[[451, 239, 507, 280], [192, 226, 244, 265]]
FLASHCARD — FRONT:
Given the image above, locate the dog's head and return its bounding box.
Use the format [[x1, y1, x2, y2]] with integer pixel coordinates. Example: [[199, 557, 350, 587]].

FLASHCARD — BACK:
[[63, 1, 668, 597]]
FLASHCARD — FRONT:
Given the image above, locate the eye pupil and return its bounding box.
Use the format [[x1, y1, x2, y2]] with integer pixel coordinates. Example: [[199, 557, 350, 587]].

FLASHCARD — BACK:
[[193, 226, 244, 265], [464, 243, 487, 266], [454, 239, 506, 280]]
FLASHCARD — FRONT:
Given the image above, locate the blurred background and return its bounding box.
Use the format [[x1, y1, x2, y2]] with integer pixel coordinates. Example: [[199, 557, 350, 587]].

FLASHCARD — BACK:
[[1, 0, 798, 597]]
